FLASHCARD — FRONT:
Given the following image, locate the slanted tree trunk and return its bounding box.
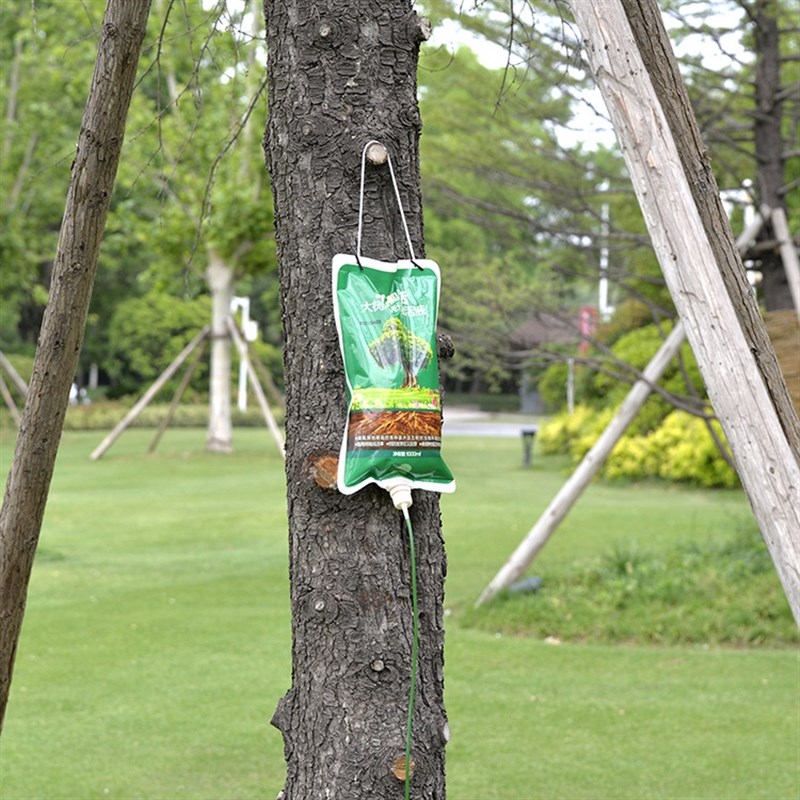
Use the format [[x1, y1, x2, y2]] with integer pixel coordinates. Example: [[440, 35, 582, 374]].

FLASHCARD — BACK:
[[0, 0, 152, 730], [206, 250, 235, 453], [264, 1, 448, 796]]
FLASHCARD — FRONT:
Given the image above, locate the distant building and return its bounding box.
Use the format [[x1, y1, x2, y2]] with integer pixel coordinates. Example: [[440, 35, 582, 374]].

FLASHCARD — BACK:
[[509, 312, 580, 350], [511, 312, 581, 413]]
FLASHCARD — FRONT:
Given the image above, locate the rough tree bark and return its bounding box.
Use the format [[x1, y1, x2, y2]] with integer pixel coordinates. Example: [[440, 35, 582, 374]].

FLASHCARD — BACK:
[[0, 0, 152, 730], [264, 1, 448, 796]]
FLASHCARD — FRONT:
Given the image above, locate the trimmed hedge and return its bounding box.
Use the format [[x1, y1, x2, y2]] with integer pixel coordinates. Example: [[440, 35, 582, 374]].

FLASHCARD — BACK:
[[539, 405, 738, 488], [0, 402, 284, 432]]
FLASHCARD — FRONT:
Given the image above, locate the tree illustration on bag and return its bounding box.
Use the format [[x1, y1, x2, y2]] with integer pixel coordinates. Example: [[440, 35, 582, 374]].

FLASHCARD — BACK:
[[368, 317, 433, 388]]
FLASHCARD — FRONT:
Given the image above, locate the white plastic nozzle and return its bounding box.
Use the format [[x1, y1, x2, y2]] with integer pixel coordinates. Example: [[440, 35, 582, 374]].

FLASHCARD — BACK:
[[385, 479, 413, 511]]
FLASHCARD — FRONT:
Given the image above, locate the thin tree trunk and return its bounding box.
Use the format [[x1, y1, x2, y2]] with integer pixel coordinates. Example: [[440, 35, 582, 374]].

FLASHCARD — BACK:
[[206, 250, 235, 452], [264, 1, 447, 796], [0, 0, 152, 730]]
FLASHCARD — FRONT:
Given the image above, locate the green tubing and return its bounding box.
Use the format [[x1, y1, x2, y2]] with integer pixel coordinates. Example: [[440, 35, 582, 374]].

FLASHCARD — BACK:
[[402, 506, 419, 800]]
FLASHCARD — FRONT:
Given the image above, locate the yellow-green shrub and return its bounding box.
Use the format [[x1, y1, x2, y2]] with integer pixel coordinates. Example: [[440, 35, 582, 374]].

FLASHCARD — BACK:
[[538, 405, 596, 455], [605, 435, 658, 481], [656, 413, 738, 488], [541, 407, 738, 488]]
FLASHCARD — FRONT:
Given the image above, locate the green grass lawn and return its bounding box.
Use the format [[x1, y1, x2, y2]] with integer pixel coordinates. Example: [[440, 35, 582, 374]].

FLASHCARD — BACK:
[[0, 428, 797, 799]]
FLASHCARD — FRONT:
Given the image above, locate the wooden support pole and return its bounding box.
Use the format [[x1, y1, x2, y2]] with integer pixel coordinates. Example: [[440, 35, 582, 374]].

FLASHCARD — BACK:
[[0, 374, 20, 427], [148, 337, 209, 454], [477, 213, 765, 606], [0, 352, 28, 398], [90, 327, 210, 461], [227, 318, 285, 459], [250, 351, 285, 410], [569, 0, 800, 623], [770, 206, 800, 319], [477, 322, 687, 606], [741, 206, 770, 256]]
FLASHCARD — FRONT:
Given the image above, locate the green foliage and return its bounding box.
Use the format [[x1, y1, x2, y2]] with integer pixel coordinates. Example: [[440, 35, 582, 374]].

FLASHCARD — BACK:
[[538, 404, 611, 456], [465, 522, 797, 647], [4, 0, 794, 409], [595, 298, 657, 346], [536, 359, 594, 412], [0, 2, 280, 386], [436, 254, 538, 393], [0, 1, 106, 347], [104, 293, 211, 397], [647, 412, 738, 489], [536, 362, 569, 410], [536, 310, 721, 486], [416, 42, 621, 392], [58, 402, 282, 431], [585, 321, 704, 437]]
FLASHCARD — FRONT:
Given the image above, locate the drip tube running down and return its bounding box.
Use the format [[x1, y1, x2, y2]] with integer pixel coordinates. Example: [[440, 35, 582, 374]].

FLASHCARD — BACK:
[[386, 481, 419, 800]]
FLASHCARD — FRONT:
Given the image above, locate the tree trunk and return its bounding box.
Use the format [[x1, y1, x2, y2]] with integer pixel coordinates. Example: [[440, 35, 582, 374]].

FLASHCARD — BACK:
[[264, 1, 447, 797], [752, 0, 792, 310], [206, 250, 235, 453], [0, 0, 152, 730]]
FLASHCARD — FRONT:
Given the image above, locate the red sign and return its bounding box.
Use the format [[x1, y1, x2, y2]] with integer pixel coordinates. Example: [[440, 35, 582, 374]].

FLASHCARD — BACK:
[[578, 306, 598, 354]]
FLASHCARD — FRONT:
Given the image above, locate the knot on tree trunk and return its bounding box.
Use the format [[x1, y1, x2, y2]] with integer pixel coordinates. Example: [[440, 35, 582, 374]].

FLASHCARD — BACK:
[[436, 333, 454, 361]]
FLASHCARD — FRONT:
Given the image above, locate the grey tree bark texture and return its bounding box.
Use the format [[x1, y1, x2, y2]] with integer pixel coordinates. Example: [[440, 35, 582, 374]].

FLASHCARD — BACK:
[[264, 1, 448, 797], [0, 0, 153, 730]]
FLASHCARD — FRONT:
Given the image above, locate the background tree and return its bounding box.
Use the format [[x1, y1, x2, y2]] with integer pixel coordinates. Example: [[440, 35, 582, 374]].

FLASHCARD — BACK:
[[106, 0, 278, 451], [659, 0, 798, 310], [423, 0, 798, 321], [416, 4, 672, 396], [1, 1, 281, 450], [264, 0, 449, 795]]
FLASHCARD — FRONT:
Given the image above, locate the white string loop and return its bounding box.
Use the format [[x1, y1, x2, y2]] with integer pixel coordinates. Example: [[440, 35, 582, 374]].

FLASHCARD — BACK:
[[356, 140, 417, 263]]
